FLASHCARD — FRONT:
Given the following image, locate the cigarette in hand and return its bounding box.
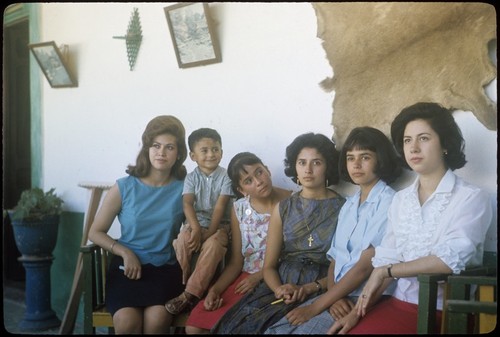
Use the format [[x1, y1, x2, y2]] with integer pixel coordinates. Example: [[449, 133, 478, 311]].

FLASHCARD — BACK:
[[271, 298, 284, 305]]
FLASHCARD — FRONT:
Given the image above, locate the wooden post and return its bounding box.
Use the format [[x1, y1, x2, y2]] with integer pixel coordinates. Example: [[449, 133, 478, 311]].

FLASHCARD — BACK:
[[58, 182, 112, 334]]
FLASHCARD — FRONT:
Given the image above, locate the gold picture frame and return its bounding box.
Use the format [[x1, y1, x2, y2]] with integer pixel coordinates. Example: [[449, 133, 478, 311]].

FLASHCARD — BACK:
[[29, 41, 77, 88], [164, 2, 222, 68]]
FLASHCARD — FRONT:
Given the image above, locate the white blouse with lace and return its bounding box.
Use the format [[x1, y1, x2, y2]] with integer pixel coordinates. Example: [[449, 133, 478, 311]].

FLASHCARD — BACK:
[[372, 169, 492, 309]]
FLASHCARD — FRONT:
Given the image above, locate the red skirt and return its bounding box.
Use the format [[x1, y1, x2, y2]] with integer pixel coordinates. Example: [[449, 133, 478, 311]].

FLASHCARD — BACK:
[[349, 297, 442, 334], [186, 272, 250, 330]]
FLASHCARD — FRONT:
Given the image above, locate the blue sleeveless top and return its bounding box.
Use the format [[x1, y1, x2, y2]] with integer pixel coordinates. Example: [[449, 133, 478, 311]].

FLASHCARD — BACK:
[[116, 175, 185, 266]]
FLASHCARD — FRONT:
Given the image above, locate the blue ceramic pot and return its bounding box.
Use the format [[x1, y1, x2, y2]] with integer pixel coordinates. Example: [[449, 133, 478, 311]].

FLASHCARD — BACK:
[[11, 215, 60, 256]]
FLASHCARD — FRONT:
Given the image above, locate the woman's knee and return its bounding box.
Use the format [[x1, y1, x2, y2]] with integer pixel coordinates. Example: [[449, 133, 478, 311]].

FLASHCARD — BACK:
[[144, 305, 171, 333], [113, 308, 143, 333]]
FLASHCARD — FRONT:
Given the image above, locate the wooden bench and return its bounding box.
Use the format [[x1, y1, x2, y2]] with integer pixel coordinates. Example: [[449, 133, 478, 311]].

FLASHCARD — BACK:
[[416, 251, 497, 334], [445, 274, 497, 333], [81, 243, 189, 334]]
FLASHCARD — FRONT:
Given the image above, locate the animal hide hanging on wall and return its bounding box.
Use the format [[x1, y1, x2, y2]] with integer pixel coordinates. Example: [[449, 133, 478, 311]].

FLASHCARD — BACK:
[[312, 2, 497, 147]]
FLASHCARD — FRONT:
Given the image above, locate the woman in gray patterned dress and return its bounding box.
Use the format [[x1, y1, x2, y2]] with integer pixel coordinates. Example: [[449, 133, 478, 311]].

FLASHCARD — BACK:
[[211, 133, 345, 334]]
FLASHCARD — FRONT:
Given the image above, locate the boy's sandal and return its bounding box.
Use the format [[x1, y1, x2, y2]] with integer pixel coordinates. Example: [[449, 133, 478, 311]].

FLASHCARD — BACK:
[[165, 291, 197, 315]]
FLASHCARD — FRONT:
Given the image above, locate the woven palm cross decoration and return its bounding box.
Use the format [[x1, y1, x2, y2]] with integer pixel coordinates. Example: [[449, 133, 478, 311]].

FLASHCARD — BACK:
[[113, 8, 142, 71]]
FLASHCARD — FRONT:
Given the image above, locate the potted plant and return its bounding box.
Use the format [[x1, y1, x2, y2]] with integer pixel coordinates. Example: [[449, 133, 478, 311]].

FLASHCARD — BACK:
[[10, 187, 64, 256], [9, 187, 64, 331]]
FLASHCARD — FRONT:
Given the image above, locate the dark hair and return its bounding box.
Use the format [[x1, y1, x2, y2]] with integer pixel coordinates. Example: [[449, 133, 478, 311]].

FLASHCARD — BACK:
[[126, 115, 187, 179], [391, 102, 466, 170], [339, 127, 402, 184], [227, 152, 265, 199], [284, 133, 340, 185], [188, 128, 222, 152]]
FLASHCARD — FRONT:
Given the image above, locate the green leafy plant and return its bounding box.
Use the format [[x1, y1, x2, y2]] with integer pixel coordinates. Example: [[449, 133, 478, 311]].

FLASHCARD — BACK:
[[11, 188, 64, 221]]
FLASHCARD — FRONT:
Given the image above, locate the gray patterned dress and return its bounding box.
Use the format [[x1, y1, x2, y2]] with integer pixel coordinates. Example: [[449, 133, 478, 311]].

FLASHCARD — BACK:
[[211, 192, 345, 334]]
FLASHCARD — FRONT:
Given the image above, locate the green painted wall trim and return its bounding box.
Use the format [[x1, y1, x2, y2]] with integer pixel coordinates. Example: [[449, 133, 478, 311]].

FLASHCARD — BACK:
[[3, 3, 28, 25], [5, 5, 83, 331], [4, 3, 42, 188], [28, 3, 42, 188]]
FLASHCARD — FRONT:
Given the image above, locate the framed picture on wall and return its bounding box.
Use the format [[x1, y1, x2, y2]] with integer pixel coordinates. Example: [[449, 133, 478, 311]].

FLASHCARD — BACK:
[[28, 41, 77, 88], [164, 2, 222, 68]]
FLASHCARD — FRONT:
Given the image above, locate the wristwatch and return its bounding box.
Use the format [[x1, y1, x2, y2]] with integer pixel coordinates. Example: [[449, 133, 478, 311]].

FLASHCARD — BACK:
[[387, 263, 396, 279]]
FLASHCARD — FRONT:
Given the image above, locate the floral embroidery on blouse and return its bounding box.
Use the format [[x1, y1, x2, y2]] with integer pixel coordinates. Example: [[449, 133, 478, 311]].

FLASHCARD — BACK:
[[394, 189, 455, 264], [234, 197, 270, 274]]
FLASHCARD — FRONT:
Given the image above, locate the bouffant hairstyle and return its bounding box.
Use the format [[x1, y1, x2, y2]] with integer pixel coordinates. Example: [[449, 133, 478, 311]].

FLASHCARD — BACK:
[[339, 126, 402, 185], [284, 132, 340, 185], [126, 115, 187, 179], [391, 102, 466, 170]]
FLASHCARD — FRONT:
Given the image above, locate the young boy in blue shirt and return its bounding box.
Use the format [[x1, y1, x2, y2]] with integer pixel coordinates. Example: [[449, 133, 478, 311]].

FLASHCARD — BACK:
[[166, 128, 233, 315]]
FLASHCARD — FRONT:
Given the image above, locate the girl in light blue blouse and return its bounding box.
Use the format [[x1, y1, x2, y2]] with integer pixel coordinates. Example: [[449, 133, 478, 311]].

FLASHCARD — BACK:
[[265, 126, 402, 334], [328, 103, 493, 334]]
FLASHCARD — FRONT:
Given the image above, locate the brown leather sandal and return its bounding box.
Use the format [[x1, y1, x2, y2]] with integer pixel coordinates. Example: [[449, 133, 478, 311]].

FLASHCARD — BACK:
[[165, 291, 198, 315]]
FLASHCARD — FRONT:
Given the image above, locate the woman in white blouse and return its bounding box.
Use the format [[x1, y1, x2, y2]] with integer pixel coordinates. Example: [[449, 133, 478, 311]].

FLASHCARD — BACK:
[[328, 102, 493, 334]]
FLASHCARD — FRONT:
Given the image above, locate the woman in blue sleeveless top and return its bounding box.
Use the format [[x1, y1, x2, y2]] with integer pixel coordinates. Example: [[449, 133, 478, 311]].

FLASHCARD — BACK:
[[89, 115, 187, 334]]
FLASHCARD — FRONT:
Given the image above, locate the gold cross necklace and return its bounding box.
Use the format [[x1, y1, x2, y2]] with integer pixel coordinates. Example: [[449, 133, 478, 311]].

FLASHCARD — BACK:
[[301, 193, 315, 247], [305, 222, 314, 247]]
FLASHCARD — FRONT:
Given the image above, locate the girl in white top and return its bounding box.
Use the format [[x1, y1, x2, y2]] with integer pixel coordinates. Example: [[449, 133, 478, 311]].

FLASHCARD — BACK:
[[328, 102, 493, 334], [185, 152, 291, 334]]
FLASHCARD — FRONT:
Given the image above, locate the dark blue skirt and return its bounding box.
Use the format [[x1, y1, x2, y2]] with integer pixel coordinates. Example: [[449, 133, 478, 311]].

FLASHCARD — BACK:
[[105, 255, 183, 316]]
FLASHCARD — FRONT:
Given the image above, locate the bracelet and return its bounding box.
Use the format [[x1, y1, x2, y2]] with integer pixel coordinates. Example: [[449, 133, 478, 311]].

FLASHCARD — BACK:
[[314, 280, 322, 292], [387, 264, 394, 278], [110, 241, 116, 254]]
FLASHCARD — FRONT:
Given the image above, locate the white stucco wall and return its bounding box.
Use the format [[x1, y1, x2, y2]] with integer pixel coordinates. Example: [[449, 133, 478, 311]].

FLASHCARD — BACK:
[[37, 3, 497, 247]]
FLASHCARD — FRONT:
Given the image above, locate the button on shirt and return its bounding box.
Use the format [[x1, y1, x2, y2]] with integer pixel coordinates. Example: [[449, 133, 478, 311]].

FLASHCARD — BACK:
[[182, 166, 233, 228], [372, 169, 492, 309], [327, 179, 396, 297]]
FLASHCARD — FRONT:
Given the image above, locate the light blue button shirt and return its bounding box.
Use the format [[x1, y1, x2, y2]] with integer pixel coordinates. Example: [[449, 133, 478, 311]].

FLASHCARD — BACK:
[[327, 179, 395, 296], [182, 166, 233, 228]]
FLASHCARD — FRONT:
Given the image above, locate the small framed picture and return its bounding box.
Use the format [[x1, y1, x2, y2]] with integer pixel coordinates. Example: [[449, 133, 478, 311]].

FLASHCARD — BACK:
[[164, 2, 222, 68], [28, 41, 77, 88]]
